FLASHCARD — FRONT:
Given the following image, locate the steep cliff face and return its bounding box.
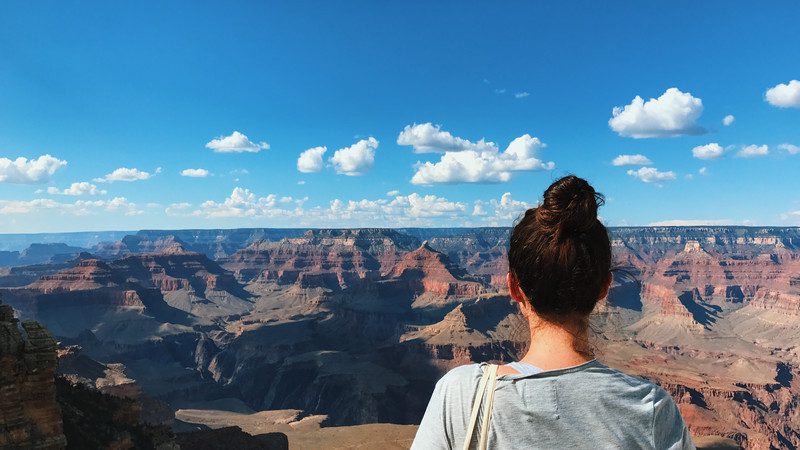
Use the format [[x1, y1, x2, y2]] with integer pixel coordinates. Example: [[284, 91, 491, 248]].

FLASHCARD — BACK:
[[749, 290, 800, 315], [93, 234, 190, 258], [28, 258, 116, 292], [400, 295, 528, 370], [384, 242, 485, 299], [221, 229, 418, 286], [0, 303, 66, 449], [1, 250, 250, 336]]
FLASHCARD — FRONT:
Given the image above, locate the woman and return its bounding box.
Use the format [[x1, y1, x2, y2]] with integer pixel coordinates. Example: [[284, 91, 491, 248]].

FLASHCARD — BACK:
[[411, 175, 693, 450]]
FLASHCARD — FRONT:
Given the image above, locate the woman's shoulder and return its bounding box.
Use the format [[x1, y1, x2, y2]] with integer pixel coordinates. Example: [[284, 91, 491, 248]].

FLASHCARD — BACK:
[[436, 363, 483, 387], [583, 362, 674, 404]]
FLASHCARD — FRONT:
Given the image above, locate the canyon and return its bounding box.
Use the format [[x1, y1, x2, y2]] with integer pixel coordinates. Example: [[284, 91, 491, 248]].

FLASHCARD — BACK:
[[1, 226, 799, 449]]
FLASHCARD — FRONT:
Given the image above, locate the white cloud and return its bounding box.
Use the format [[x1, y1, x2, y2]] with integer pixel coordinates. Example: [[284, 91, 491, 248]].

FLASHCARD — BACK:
[[330, 137, 378, 176], [198, 188, 286, 218], [189, 187, 469, 226], [410, 132, 554, 185], [94, 167, 152, 183], [626, 167, 677, 183], [648, 219, 732, 226], [48, 182, 107, 196], [181, 168, 209, 177], [0, 197, 141, 216], [206, 131, 270, 153], [386, 190, 400, 196], [165, 202, 192, 216], [778, 143, 800, 155], [397, 123, 495, 154], [765, 80, 800, 108], [494, 88, 506, 94], [168, 188, 548, 227], [611, 154, 652, 166], [722, 115, 735, 126], [297, 146, 327, 173], [405, 193, 465, 217], [609, 87, 705, 138], [780, 210, 800, 224], [692, 143, 725, 160], [514, 92, 530, 99], [329, 193, 466, 219], [699, 167, 709, 176], [0, 154, 67, 184], [491, 192, 533, 220], [737, 144, 769, 158], [297, 180, 306, 185], [472, 201, 486, 216]]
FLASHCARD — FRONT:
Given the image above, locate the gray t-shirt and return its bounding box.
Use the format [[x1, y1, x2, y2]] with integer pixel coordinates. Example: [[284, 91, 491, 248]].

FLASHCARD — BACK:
[[411, 360, 694, 450]]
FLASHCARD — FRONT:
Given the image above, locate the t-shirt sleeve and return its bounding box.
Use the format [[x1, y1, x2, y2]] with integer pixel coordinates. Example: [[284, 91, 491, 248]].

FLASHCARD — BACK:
[[653, 386, 695, 450], [410, 375, 452, 450]]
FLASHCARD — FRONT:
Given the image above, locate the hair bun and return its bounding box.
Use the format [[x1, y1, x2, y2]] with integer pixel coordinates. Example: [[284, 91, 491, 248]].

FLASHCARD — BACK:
[[535, 175, 604, 238]]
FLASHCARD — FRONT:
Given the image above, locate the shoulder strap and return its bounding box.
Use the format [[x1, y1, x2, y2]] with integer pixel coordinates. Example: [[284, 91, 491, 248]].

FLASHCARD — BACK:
[[462, 364, 498, 450], [479, 364, 498, 450]]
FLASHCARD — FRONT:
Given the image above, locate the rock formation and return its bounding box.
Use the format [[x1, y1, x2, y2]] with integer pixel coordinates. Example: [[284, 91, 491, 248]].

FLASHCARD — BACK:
[[1, 226, 800, 448], [0, 301, 66, 449], [383, 241, 485, 299]]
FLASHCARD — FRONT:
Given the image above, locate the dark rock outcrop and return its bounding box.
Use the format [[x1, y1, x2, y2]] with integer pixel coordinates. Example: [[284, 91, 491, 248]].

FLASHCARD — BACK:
[[0, 302, 66, 449]]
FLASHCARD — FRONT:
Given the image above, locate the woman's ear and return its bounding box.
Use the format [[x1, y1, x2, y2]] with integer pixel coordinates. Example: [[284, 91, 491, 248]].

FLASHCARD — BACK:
[[598, 272, 613, 300], [507, 272, 525, 304]]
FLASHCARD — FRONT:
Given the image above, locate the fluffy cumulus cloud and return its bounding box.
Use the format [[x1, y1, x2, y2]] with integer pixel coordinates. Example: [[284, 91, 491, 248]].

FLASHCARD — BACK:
[[181, 168, 209, 177], [327, 193, 468, 221], [765, 80, 800, 108], [0, 197, 141, 216], [491, 192, 533, 220], [329, 138, 378, 176], [94, 167, 152, 183], [47, 182, 107, 196], [0, 154, 67, 184], [397, 123, 495, 154], [180, 187, 541, 227], [472, 201, 487, 216], [296, 146, 327, 173], [779, 143, 800, 155], [722, 115, 735, 126], [609, 87, 706, 138], [198, 188, 287, 218], [692, 143, 725, 160], [611, 154, 652, 166], [626, 167, 677, 183], [737, 144, 769, 158], [405, 128, 554, 185], [205, 131, 270, 153], [165, 202, 192, 216]]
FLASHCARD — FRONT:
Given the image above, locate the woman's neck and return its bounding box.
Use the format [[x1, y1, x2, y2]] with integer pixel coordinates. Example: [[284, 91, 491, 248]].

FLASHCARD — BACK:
[[518, 317, 592, 371]]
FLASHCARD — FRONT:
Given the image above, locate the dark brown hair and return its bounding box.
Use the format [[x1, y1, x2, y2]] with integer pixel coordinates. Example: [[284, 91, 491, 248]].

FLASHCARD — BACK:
[[508, 175, 611, 324]]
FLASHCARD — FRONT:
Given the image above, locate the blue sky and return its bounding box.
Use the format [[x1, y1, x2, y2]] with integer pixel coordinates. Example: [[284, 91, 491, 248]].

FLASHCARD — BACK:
[[1, 1, 799, 232]]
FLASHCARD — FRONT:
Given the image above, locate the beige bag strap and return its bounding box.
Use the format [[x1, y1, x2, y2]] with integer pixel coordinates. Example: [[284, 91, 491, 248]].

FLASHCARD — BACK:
[[479, 364, 498, 450], [462, 364, 498, 450]]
